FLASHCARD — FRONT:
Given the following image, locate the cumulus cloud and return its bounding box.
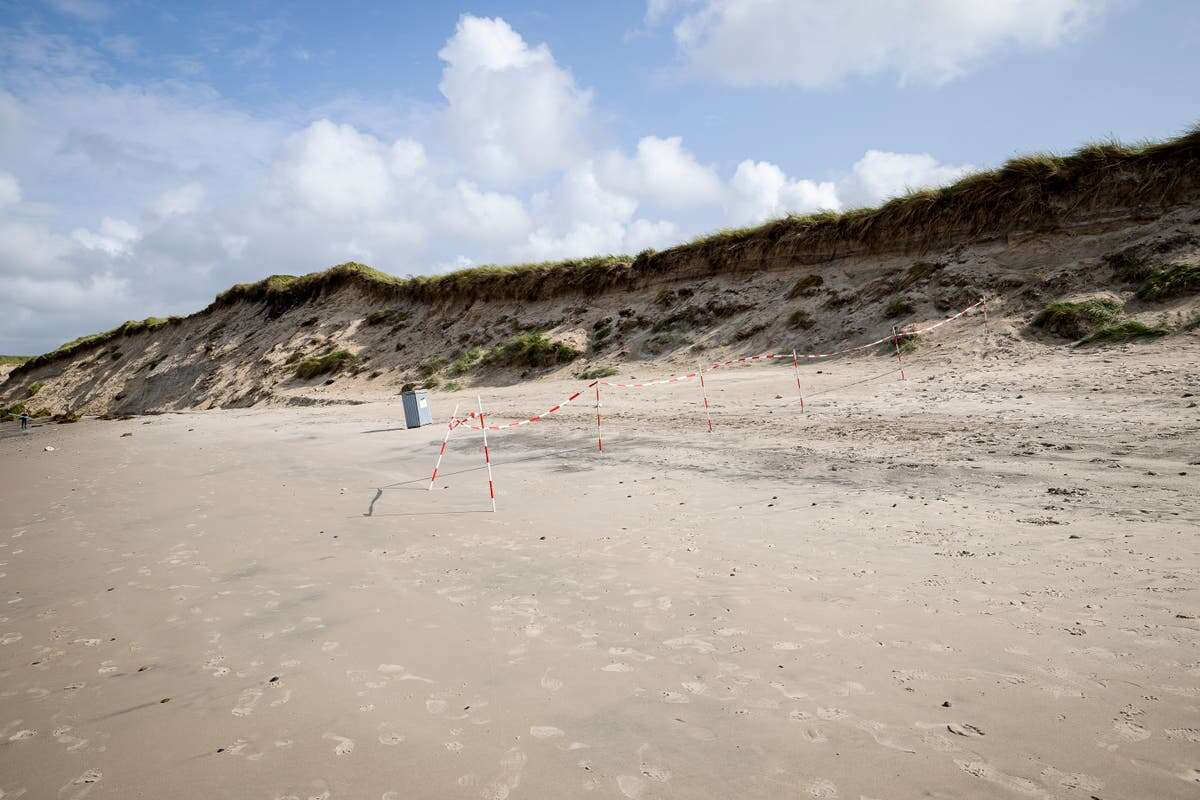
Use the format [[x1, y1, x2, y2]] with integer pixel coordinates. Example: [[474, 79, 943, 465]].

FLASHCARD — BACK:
[[599, 136, 722, 208], [71, 216, 140, 256], [842, 150, 976, 206], [0, 11, 985, 355], [725, 160, 840, 225], [438, 15, 592, 181], [659, 0, 1107, 87], [153, 182, 205, 218]]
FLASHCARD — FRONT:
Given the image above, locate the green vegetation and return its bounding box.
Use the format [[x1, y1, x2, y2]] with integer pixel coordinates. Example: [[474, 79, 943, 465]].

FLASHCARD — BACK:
[[895, 334, 920, 355], [787, 309, 815, 329], [10, 316, 183, 378], [294, 350, 356, 380], [365, 308, 409, 326], [447, 348, 485, 377], [483, 332, 580, 369], [53, 411, 80, 424], [1078, 320, 1169, 346], [1032, 298, 1122, 338], [26, 382, 43, 397], [417, 355, 445, 379], [787, 275, 824, 299], [0, 401, 26, 421], [1135, 263, 1200, 301], [0, 355, 29, 366], [14, 127, 1200, 378], [578, 365, 618, 380], [884, 297, 915, 319], [442, 380, 462, 392]]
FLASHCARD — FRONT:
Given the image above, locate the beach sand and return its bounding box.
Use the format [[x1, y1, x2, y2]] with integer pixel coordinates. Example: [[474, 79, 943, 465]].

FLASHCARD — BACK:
[[1, 340, 1197, 799]]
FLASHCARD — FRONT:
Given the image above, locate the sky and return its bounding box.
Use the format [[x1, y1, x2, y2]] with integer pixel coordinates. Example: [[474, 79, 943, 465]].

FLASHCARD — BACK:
[[1, 1, 1198, 355]]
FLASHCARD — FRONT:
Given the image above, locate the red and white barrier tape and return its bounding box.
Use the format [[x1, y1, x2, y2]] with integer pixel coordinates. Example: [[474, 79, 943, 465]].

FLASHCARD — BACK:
[[441, 298, 985, 432]]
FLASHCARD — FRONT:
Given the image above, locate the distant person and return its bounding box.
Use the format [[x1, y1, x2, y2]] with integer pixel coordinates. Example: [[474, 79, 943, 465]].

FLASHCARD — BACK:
[[19, 411, 29, 433]]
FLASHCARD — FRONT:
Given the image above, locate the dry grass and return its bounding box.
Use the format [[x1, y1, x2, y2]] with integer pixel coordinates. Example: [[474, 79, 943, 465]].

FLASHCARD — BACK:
[[13, 126, 1200, 376]]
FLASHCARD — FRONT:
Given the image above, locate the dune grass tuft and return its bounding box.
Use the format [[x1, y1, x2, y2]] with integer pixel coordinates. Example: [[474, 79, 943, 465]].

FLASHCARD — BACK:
[[294, 350, 356, 380], [483, 332, 580, 369], [1135, 263, 1200, 301], [1033, 298, 1122, 338], [578, 365, 618, 380], [787, 309, 815, 329], [884, 297, 916, 319], [1077, 320, 1169, 345]]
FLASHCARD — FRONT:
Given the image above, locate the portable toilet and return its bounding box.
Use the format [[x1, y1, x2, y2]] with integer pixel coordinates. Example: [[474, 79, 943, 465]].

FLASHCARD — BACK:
[[401, 389, 433, 429]]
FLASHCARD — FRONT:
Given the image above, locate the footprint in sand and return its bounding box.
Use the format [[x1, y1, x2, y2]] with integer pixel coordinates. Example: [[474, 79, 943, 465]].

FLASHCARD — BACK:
[[801, 727, 827, 744], [322, 733, 355, 756], [426, 697, 448, 715], [0, 632, 21, 645], [8, 729, 36, 741], [602, 662, 633, 672], [955, 760, 1049, 798], [232, 686, 263, 716], [540, 669, 563, 692], [616, 775, 645, 799], [480, 748, 525, 800], [816, 707, 848, 721], [530, 726, 564, 739], [1099, 719, 1151, 749], [320, 641, 339, 652], [445, 741, 464, 752], [806, 779, 838, 798], [378, 731, 405, 746]]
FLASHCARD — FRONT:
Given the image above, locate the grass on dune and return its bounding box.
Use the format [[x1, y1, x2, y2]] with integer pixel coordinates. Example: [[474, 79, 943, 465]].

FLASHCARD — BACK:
[[1032, 299, 1122, 338], [12, 125, 1200, 378]]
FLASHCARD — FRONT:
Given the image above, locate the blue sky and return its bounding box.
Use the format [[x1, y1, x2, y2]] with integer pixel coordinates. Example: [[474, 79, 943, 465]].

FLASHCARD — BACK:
[[1, 0, 1198, 354]]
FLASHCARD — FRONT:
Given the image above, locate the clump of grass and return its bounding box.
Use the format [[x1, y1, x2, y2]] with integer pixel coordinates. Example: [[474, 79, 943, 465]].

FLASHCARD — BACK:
[[787, 275, 824, 298], [824, 290, 854, 309], [442, 379, 462, 392], [591, 318, 614, 349], [53, 410, 80, 424], [0, 401, 27, 421], [578, 365, 618, 380], [1136, 263, 1200, 301], [884, 297, 915, 319], [365, 308, 409, 326], [417, 355, 445, 379], [484, 332, 580, 369], [1032, 298, 1122, 338], [295, 350, 356, 380], [896, 261, 943, 290], [26, 382, 43, 397], [447, 348, 485, 377], [787, 308, 815, 329], [0, 355, 29, 366], [895, 334, 920, 354], [1077, 320, 1169, 345]]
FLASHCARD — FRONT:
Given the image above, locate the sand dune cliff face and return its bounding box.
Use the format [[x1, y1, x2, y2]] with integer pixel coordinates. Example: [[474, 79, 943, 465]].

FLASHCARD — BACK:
[[2, 202, 1199, 418]]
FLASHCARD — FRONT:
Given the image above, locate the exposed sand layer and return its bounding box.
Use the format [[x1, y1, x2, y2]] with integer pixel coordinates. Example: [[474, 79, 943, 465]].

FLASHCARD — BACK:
[[1, 337, 1198, 799], [3, 204, 1198, 421]]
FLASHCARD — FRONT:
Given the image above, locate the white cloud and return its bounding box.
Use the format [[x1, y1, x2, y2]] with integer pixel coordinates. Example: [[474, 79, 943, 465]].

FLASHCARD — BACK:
[[153, 182, 205, 218], [276, 119, 398, 218], [0, 170, 21, 207], [71, 216, 140, 256], [439, 181, 532, 245], [725, 160, 840, 225], [843, 150, 976, 205], [437, 15, 592, 180], [44, 0, 111, 22], [599, 136, 722, 208], [660, 0, 1107, 88]]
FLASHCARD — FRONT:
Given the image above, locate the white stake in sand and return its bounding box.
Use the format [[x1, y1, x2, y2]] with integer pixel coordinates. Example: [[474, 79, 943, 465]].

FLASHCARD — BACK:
[[791, 348, 806, 413], [698, 363, 714, 433], [477, 395, 496, 513], [428, 402, 460, 491]]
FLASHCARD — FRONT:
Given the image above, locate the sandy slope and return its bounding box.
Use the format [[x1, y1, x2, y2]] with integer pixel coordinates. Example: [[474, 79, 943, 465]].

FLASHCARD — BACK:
[[1, 332, 1197, 799]]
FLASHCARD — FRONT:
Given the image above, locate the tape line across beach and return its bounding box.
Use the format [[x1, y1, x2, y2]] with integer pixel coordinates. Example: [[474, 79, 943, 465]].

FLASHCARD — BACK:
[[443, 298, 985, 436]]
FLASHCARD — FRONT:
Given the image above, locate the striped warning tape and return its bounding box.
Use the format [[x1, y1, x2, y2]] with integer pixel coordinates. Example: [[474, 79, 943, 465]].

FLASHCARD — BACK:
[[443, 298, 985, 431]]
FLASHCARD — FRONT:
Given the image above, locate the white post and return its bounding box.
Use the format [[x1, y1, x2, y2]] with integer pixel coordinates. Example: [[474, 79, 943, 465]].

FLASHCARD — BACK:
[[477, 395, 496, 513], [428, 402, 460, 491]]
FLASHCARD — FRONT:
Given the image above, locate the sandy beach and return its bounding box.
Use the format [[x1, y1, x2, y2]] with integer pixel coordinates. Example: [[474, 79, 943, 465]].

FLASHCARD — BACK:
[[1, 341, 1198, 799]]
